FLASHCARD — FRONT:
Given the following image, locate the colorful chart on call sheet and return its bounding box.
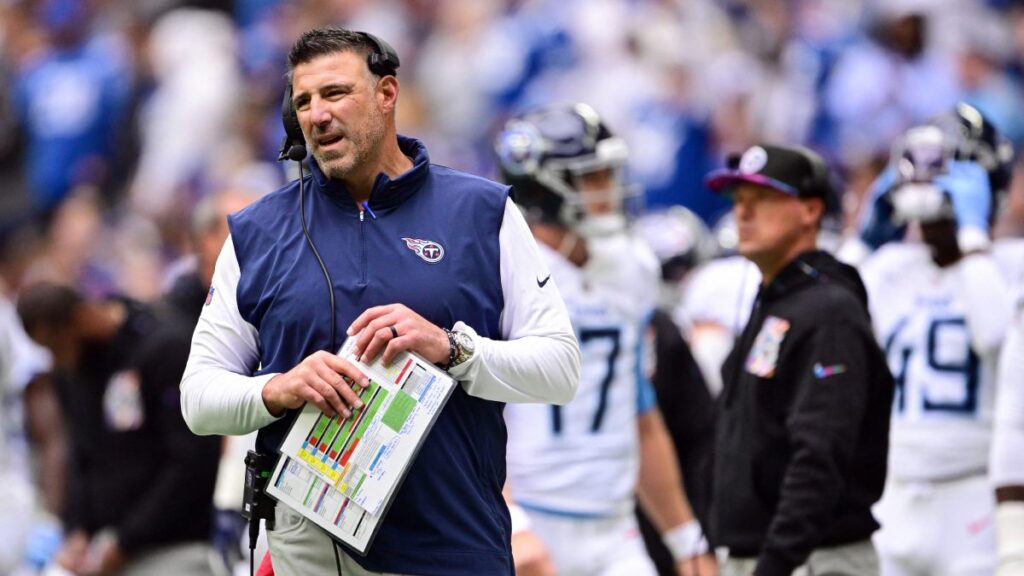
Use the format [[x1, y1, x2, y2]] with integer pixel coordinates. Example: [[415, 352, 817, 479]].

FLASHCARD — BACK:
[[267, 336, 456, 553]]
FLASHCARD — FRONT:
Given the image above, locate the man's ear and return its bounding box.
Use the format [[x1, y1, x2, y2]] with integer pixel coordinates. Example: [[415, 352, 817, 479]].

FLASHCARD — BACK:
[[801, 197, 825, 229], [377, 75, 399, 114]]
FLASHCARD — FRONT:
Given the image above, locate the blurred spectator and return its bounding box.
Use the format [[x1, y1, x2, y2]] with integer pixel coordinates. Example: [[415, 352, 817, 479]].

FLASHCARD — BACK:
[[23, 190, 117, 299], [18, 282, 221, 575], [11, 0, 134, 221], [953, 7, 1024, 147], [128, 8, 241, 223], [0, 219, 63, 575], [825, 2, 959, 188]]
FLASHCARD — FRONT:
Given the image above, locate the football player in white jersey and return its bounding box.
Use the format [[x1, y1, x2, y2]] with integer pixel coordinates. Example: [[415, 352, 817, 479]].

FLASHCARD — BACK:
[[858, 105, 1017, 576], [495, 103, 715, 576], [992, 276, 1024, 576]]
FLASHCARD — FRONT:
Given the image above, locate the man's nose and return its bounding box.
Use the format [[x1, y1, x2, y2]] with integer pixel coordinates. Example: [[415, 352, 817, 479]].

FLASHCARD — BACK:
[[310, 98, 332, 126], [733, 198, 751, 219]]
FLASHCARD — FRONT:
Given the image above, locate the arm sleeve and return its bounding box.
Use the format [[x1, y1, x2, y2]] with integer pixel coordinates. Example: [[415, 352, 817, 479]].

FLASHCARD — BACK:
[[757, 320, 871, 576], [118, 330, 221, 553], [953, 253, 1014, 355], [636, 316, 658, 415], [449, 198, 580, 405], [179, 236, 281, 436], [992, 299, 1024, 488]]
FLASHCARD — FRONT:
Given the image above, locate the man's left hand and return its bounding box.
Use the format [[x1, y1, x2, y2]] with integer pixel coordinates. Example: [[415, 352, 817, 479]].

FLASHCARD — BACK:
[[347, 304, 450, 366]]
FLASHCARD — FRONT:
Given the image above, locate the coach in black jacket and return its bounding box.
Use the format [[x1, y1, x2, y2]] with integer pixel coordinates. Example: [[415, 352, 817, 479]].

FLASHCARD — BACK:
[[705, 144, 894, 576]]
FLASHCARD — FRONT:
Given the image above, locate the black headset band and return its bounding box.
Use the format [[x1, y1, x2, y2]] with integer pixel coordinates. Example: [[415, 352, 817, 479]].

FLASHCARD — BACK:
[[357, 31, 400, 78]]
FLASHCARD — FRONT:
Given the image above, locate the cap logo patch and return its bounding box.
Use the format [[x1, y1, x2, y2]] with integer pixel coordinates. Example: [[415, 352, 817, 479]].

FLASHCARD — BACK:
[[740, 146, 769, 174], [402, 237, 445, 263]]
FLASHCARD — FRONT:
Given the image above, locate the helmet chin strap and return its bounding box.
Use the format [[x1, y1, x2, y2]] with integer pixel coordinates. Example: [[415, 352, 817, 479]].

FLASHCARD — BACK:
[[575, 213, 627, 239]]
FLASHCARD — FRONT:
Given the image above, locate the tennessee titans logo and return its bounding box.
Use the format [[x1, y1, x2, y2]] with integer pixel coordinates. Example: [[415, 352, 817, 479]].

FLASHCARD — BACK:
[[495, 121, 543, 176], [402, 237, 445, 263]]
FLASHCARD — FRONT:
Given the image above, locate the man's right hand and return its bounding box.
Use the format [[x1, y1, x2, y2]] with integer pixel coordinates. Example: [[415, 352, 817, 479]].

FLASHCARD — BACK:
[[512, 530, 557, 576], [261, 351, 369, 418]]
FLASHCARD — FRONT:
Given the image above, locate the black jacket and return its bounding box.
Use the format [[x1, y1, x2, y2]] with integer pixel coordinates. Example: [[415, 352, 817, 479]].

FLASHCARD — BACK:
[[709, 250, 893, 576], [58, 298, 220, 555]]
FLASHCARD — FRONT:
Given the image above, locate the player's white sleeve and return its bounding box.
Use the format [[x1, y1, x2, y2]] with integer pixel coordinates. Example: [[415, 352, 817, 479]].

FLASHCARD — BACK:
[[180, 236, 280, 436], [0, 298, 52, 393], [450, 198, 580, 405], [953, 252, 1014, 355], [991, 300, 1024, 488]]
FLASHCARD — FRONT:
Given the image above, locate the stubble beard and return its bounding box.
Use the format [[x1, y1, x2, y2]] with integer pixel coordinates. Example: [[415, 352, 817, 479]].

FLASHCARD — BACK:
[[315, 107, 388, 182]]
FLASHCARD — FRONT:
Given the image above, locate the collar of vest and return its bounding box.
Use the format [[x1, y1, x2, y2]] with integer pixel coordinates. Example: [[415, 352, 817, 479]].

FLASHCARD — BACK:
[[309, 134, 431, 213]]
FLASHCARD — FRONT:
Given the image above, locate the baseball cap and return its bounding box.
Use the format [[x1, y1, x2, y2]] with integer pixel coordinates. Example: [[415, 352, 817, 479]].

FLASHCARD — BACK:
[[705, 144, 830, 200]]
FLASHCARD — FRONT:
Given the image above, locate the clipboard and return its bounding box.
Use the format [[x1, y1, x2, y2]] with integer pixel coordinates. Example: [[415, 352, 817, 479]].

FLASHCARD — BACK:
[[265, 336, 456, 554]]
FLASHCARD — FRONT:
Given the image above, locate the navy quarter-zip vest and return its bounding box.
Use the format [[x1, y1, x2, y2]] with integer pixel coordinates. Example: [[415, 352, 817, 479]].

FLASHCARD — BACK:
[[229, 136, 512, 575]]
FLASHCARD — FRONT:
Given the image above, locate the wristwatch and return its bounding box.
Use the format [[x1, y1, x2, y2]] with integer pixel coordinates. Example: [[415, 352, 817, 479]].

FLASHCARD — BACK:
[[445, 329, 476, 369]]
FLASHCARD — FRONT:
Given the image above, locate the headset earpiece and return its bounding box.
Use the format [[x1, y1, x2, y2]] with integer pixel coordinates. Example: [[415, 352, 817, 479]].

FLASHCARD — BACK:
[[278, 83, 306, 162]]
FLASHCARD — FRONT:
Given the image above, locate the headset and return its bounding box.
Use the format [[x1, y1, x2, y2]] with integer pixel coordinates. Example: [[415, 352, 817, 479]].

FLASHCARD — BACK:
[[264, 30, 400, 576]]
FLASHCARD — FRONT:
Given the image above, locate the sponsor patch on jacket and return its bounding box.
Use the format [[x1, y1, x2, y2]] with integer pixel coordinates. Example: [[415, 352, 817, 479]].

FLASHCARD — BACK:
[[745, 316, 790, 378], [205, 287, 215, 306], [402, 237, 445, 263], [104, 370, 144, 431], [813, 363, 847, 379]]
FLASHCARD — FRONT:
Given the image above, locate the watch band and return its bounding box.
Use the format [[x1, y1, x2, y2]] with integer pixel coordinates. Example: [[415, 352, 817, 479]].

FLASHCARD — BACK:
[[443, 328, 459, 370]]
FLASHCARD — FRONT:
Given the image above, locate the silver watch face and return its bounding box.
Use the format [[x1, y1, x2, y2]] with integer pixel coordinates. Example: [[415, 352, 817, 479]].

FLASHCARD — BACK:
[[456, 331, 475, 359]]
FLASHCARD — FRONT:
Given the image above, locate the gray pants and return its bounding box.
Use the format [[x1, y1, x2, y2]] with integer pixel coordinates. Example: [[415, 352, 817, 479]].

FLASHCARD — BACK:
[[120, 542, 217, 576], [721, 540, 879, 576], [267, 505, 410, 576]]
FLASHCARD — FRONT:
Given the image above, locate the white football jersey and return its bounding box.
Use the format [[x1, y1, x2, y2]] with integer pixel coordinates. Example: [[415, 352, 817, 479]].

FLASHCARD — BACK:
[[991, 239, 1024, 487], [860, 241, 1015, 481], [676, 255, 760, 336], [505, 238, 658, 517], [0, 295, 51, 477]]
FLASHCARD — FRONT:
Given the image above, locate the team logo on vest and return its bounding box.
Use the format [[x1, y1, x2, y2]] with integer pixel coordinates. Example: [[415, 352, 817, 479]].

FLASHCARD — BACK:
[[402, 237, 445, 263]]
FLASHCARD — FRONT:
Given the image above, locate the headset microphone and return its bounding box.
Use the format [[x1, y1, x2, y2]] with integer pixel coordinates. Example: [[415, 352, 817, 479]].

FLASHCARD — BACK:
[[284, 143, 307, 162]]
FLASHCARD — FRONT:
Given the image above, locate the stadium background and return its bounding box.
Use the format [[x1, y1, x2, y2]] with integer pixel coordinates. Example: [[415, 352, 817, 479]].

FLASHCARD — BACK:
[[1, 0, 1024, 573], [2, 0, 1023, 302]]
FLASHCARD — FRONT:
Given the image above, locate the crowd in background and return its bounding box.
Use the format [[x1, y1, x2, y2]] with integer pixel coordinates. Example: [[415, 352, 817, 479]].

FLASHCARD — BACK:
[[2, 0, 1024, 574], [2, 0, 1024, 302]]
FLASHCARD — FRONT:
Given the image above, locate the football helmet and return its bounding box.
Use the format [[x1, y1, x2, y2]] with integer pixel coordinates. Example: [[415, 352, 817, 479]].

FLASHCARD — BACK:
[[633, 206, 718, 284], [931, 102, 1014, 209], [888, 124, 955, 224], [494, 103, 640, 237]]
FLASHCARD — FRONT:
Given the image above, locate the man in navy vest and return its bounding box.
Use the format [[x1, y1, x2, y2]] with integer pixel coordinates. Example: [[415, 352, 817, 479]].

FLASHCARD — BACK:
[[180, 27, 580, 576]]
